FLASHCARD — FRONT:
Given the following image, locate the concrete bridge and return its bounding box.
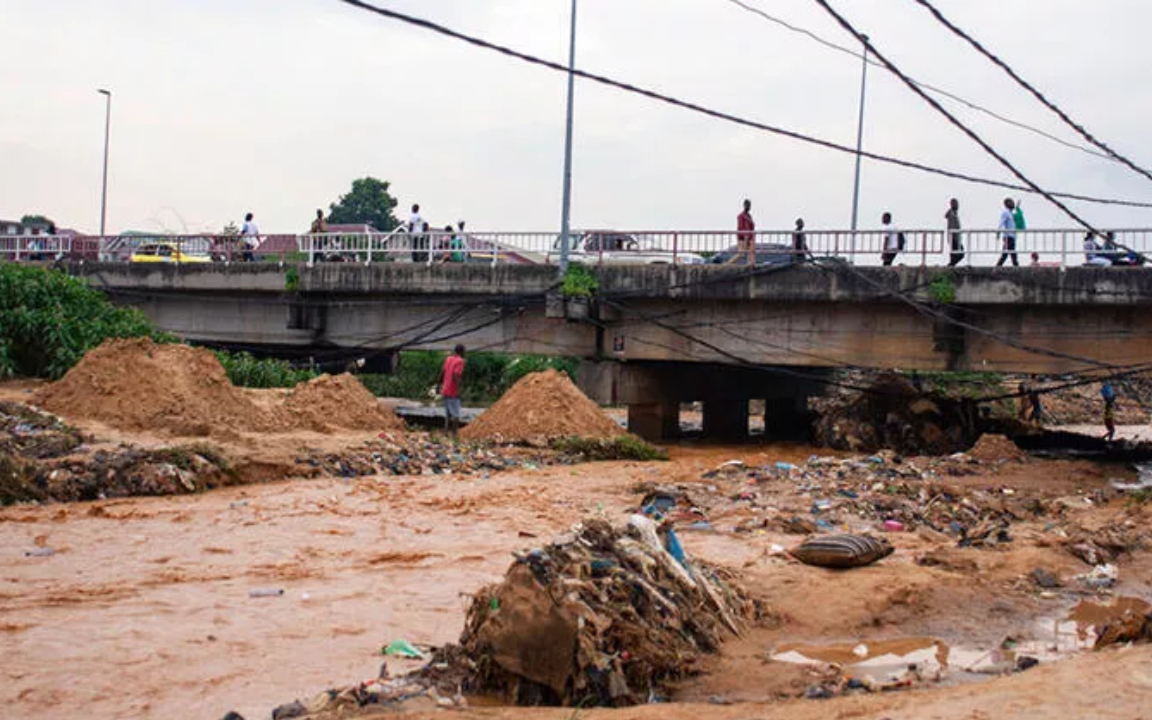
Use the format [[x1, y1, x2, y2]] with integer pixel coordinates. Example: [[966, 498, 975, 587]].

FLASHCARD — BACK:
[[71, 261, 1152, 440]]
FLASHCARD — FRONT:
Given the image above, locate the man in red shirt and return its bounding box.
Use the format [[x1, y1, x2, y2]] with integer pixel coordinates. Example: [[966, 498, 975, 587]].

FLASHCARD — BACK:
[[730, 199, 755, 265], [441, 344, 466, 436]]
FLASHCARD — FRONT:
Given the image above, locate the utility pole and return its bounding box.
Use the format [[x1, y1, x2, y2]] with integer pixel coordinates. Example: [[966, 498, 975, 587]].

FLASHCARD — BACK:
[[98, 89, 112, 237], [557, 0, 577, 274], [849, 35, 869, 261]]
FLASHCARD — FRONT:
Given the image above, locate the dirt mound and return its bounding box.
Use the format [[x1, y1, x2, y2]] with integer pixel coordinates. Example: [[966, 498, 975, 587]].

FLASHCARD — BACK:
[[969, 434, 1026, 462], [33, 339, 402, 437], [813, 374, 980, 456], [285, 374, 405, 432], [461, 370, 624, 443]]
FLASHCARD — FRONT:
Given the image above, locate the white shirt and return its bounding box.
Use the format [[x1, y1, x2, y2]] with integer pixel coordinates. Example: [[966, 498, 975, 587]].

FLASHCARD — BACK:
[[883, 222, 899, 252], [998, 209, 1015, 235], [408, 212, 423, 233], [241, 220, 259, 247]]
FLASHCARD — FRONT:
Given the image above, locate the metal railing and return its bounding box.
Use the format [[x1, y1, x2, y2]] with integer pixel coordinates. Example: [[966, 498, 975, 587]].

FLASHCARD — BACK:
[[2, 228, 1150, 269]]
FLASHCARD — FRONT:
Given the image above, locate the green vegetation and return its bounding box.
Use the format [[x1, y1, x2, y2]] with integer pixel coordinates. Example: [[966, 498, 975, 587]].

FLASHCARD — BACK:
[[360, 351, 578, 404], [561, 264, 599, 298], [0, 264, 162, 379], [929, 274, 957, 305], [327, 176, 400, 232], [551, 435, 668, 462], [285, 267, 300, 291], [213, 351, 317, 389]]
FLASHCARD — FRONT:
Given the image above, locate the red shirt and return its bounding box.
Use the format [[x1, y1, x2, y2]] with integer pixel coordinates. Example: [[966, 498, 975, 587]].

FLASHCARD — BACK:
[[441, 354, 465, 398], [737, 211, 755, 241]]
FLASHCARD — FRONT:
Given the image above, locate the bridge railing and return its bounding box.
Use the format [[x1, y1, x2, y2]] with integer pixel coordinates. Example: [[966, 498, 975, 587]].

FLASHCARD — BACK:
[[4, 228, 1151, 268]]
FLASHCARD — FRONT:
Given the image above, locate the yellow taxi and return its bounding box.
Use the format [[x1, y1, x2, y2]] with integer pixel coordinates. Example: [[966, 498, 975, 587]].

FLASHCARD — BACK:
[[129, 242, 212, 264]]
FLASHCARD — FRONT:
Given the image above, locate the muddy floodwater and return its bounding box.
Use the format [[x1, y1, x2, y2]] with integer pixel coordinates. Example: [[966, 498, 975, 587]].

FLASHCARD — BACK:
[[4, 439, 1152, 720]]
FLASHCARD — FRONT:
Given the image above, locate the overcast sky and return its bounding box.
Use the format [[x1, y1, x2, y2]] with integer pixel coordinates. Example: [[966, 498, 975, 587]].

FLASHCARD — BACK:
[[3, 0, 1151, 235]]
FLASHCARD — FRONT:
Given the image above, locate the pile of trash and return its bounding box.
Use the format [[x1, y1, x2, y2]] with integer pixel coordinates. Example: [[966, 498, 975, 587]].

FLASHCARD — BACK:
[[295, 433, 555, 478], [693, 453, 1037, 549], [812, 374, 981, 456], [451, 515, 750, 706], [0, 401, 83, 459], [32, 338, 404, 437], [254, 516, 753, 717], [461, 370, 625, 444]]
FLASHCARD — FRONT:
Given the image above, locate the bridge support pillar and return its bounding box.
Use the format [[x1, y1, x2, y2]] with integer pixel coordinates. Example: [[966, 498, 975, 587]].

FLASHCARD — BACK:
[[627, 401, 680, 443], [702, 399, 749, 441]]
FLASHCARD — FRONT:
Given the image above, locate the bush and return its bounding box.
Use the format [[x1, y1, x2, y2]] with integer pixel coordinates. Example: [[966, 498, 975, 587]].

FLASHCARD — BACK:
[[360, 351, 579, 404], [213, 351, 317, 389], [561, 264, 599, 298], [0, 264, 161, 379]]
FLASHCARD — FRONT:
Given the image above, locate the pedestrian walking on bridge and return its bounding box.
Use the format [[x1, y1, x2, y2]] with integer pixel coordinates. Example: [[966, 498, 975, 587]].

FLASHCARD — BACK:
[[945, 198, 963, 267], [729, 199, 755, 265], [996, 198, 1019, 267]]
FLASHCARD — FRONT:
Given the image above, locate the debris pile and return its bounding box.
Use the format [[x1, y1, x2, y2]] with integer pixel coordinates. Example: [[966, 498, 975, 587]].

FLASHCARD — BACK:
[[295, 434, 554, 478], [454, 516, 750, 706], [813, 374, 981, 456], [1063, 522, 1148, 566], [461, 370, 625, 444], [0, 401, 83, 459], [32, 338, 403, 436]]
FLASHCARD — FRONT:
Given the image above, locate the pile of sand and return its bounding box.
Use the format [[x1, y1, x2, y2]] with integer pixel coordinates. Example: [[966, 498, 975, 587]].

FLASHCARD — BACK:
[[969, 433, 1027, 462], [461, 369, 624, 443], [33, 338, 402, 437], [285, 373, 405, 433]]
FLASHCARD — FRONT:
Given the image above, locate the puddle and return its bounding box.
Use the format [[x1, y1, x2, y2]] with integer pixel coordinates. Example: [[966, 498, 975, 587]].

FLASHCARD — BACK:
[[771, 596, 1151, 684]]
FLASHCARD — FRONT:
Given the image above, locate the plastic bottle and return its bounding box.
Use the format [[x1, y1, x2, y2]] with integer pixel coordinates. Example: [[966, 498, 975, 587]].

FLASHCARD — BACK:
[[248, 588, 285, 598]]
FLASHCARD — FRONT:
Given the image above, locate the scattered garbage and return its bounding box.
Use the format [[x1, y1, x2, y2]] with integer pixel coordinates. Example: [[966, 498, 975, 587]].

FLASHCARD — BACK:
[[295, 435, 554, 479], [1075, 564, 1118, 589], [882, 520, 906, 532], [249, 588, 285, 598], [23, 547, 56, 558], [383, 640, 426, 659], [790, 534, 894, 569], [1030, 568, 1062, 589]]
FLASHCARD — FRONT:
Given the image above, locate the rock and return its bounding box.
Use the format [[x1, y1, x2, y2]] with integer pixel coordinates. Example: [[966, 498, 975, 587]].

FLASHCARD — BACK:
[[1015, 656, 1040, 672], [1030, 568, 1062, 589], [271, 701, 307, 720]]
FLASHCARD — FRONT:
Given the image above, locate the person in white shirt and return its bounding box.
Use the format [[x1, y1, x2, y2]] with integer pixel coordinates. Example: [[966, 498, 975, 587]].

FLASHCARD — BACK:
[[881, 212, 899, 266], [996, 198, 1018, 267], [408, 203, 428, 262], [240, 212, 259, 262], [1083, 233, 1112, 266]]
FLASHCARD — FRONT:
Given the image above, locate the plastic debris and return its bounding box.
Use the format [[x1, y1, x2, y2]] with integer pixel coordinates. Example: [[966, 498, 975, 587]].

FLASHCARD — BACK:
[[249, 588, 285, 598], [383, 640, 426, 659]]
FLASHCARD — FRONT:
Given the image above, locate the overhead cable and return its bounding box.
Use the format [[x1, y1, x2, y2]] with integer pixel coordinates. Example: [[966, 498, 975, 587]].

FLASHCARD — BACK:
[[331, 0, 1152, 209], [720, 0, 1113, 163], [909, 0, 1152, 186]]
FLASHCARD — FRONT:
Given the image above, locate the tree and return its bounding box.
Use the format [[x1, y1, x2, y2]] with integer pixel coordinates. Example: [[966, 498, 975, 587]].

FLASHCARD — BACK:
[[327, 177, 399, 232], [20, 214, 54, 228]]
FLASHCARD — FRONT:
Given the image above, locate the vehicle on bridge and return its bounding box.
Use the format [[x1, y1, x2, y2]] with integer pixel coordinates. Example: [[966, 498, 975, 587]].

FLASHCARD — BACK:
[[707, 242, 802, 266], [546, 231, 705, 265], [130, 241, 212, 264]]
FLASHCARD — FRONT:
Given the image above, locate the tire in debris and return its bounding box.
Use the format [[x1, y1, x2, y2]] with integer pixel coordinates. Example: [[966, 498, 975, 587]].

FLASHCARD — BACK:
[[790, 534, 894, 569]]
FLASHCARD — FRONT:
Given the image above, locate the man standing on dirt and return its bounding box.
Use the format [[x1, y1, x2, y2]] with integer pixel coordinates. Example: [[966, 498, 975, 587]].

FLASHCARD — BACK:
[[1102, 382, 1117, 442], [441, 345, 466, 437]]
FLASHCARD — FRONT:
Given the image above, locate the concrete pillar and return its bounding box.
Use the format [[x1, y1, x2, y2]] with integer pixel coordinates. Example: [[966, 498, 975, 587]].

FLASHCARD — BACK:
[[627, 402, 680, 442], [702, 399, 749, 441], [763, 396, 811, 441]]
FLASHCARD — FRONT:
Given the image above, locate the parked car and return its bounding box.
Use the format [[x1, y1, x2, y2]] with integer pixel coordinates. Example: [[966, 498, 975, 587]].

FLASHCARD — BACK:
[[707, 243, 801, 266], [547, 231, 705, 265], [130, 242, 212, 264]]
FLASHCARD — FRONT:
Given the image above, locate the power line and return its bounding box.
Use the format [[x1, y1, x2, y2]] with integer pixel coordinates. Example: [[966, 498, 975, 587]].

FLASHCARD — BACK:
[[719, 0, 1113, 163], [909, 0, 1152, 187], [331, 0, 1152, 209], [811, 0, 1105, 236]]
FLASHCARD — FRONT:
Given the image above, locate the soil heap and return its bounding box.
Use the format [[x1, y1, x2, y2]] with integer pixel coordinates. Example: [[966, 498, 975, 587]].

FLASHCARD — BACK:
[[461, 369, 624, 443], [813, 374, 982, 456], [285, 373, 405, 433], [33, 338, 402, 436]]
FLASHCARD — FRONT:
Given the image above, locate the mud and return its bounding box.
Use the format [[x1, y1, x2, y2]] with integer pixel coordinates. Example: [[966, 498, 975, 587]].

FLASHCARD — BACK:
[[2, 384, 1152, 719], [461, 370, 625, 443]]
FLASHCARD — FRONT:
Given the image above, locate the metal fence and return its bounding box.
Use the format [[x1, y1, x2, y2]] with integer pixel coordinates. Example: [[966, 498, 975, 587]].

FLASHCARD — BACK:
[[1, 228, 1149, 269]]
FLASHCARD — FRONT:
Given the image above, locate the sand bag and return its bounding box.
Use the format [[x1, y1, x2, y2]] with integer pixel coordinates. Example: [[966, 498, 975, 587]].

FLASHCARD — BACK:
[[790, 534, 894, 569]]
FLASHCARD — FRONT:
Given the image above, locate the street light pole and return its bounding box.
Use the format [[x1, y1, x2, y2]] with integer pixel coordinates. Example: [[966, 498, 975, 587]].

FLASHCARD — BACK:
[[98, 89, 112, 238], [849, 35, 868, 260], [557, 0, 577, 275]]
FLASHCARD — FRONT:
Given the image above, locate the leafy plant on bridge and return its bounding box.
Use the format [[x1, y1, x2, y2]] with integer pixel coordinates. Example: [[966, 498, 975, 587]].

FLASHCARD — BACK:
[[0, 265, 161, 379], [285, 267, 300, 292], [561, 264, 599, 298], [929, 274, 957, 304]]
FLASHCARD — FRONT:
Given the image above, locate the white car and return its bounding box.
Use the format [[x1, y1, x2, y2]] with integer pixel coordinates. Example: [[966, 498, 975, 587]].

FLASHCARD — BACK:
[[547, 231, 705, 265]]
